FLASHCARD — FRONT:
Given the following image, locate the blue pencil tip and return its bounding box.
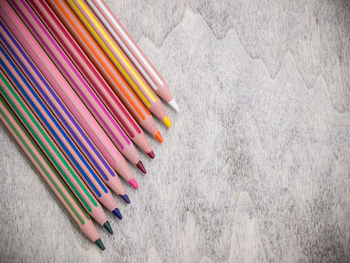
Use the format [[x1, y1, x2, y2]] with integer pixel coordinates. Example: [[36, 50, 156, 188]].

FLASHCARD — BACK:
[[112, 208, 122, 220], [119, 194, 130, 204]]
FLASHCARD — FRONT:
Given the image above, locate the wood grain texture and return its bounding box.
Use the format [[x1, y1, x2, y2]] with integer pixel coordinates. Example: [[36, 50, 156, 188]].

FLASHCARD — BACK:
[[0, 1, 349, 262]]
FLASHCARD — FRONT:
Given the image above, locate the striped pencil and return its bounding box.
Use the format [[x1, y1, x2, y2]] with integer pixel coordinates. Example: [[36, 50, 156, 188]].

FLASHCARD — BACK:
[[48, 0, 164, 142], [29, 0, 154, 158], [86, 0, 179, 112], [0, 21, 122, 220], [0, 93, 105, 250], [0, 2, 138, 189], [12, 0, 146, 172], [0, 61, 110, 231], [0, 17, 129, 203], [67, 0, 171, 126]]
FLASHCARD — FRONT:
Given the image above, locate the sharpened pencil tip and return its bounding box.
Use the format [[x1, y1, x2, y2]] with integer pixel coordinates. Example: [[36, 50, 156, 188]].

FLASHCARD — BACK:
[[168, 99, 180, 112], [103, 221, 113, 235], [147, 150, 155, 159], [155, 131, 164, 143], [128, 178, 139, 189], [136, 160, 147, 174], [119, 194, 130, 204], [163, 116, 172, 127], [112, 208, 122, 220], [95, 239, 105, 250]]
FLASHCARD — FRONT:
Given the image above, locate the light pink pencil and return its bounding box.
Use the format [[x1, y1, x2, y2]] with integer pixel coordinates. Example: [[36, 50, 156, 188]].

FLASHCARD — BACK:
[[68, 0, 172, 127], [0, 2, 138, 189], [12, 0, 146, 173], [30, 0, 154, 158], [0, 93, 104, 250], [86, 0, 179, 112]]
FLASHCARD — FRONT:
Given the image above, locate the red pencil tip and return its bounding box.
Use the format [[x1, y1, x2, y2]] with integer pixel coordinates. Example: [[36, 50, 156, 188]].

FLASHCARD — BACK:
[[136, 161, 147, 174], [147, 150, 155, 159], [155, 131, 164, 143], [128, 178, 139, 189]]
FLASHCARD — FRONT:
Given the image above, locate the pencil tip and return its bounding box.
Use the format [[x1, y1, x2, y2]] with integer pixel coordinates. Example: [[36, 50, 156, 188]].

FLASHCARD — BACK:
[[168, 99, 180, 112], [136, 160, 147, 174], [112, 208, 122, 220], [163, 116, 172, 127], [155, 131, 164, 143], [95, 239, 105, 250], [119, 194, 130, 204], [103, 221, 113, 235], [128, 178, 139, 189], [147, 150, 155, 159]]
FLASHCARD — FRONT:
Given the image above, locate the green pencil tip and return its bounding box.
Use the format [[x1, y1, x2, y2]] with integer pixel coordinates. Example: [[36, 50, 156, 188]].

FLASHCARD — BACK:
[[95, 239, 105, 250], [103, 221, 113, 235]]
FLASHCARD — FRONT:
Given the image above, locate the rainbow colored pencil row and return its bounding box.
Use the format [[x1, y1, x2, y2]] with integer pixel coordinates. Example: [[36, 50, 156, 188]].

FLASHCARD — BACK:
[[0, 0, 178, 250]]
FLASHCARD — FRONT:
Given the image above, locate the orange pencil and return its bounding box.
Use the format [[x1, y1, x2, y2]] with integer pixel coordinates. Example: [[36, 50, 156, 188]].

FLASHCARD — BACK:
[[48, 0, 164, 142]]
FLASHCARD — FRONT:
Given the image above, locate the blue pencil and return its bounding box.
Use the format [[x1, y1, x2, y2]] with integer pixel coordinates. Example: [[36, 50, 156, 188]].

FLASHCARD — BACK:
[[0, 19, 122, 220]]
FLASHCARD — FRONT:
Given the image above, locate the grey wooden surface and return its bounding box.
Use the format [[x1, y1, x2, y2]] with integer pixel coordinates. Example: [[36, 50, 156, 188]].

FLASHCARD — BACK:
[[0, 0, 349, 262]]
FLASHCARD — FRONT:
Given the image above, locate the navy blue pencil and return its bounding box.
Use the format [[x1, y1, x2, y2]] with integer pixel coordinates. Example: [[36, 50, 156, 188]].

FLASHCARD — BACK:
[[0, 18, 123, 221]]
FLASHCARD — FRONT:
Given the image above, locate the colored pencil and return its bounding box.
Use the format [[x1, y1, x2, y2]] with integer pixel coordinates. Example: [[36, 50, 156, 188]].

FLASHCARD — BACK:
[[0, 92, 105, 250], [0, 55, 110, 229], [0, 16, 128, 204], [12, 0, 146, 173], [0, 20, 122, 220], [67, 0, 171, 126], [48, 0, 164, 142], [86, 0, 179, 112], [0, 18, 129, 204], [30, 0, 154, 158], [0, 2, 138, 189]]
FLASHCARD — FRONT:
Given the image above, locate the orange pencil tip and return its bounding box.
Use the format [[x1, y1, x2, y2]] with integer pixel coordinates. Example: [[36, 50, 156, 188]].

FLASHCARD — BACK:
[[155, 131, 164, 143]]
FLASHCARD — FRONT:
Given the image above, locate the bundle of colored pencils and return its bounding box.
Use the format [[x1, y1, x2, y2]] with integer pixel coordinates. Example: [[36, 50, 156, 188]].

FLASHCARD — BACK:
[[0, 0, 178, 250]]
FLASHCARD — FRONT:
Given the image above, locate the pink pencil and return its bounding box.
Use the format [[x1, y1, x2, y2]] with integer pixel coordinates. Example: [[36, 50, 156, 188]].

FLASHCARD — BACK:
[[0, 92, 105, 250], [0, 2, 138, 189], [12, 0, 146, 173], [86, 0, 179, 112], [29, 0, 154, 158], [0, 9, 128, 203], [68, 0, 171, 126]]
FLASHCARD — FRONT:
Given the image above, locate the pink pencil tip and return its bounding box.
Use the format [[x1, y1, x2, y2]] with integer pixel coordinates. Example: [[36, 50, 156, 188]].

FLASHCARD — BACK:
[[128, 178, 139, 189], [147, 150, 155, 159], [136, 161, 147, 174]]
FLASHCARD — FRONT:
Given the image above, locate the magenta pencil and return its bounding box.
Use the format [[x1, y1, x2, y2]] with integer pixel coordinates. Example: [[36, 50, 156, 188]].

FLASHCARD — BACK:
[[0, 93, 105, 250], [12, 0, 146, 173], [0, 1, 138, 189], [86, 0, 179, 112], [67, 0, 172, 127], [29, 0, 154, 158], [0, 10, 128, 202]]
